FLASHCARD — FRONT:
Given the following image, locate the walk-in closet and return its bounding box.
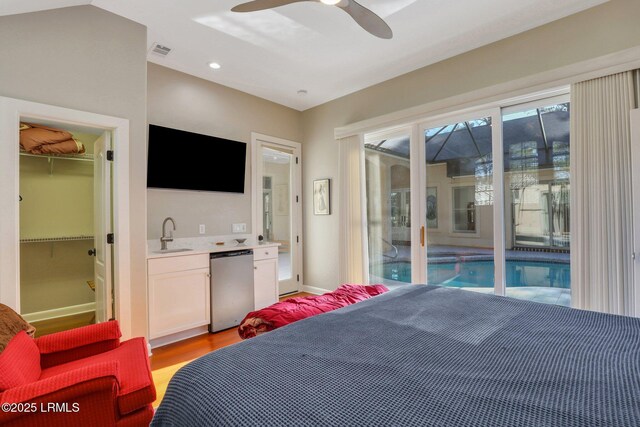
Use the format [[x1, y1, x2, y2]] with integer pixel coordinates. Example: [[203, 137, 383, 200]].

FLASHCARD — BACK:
[[19, 120, 112, 335]]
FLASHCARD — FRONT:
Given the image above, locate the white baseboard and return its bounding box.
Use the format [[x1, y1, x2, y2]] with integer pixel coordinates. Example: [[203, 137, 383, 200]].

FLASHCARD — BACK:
[[22, 302, 96, 323], [301, 285, 332, 295]]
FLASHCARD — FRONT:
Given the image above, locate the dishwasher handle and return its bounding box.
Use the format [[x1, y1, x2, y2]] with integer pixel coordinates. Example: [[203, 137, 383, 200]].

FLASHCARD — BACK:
[[210, 250, 253, 259]]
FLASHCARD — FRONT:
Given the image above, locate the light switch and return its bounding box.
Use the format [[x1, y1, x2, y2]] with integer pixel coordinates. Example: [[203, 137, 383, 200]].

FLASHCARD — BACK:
[[199, 224, 206, 234]]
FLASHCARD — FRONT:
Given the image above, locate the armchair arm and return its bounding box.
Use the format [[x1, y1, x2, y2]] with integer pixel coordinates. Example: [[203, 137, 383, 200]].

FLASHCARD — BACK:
[[0, 361, 120, 425], [36, 321, 121, 368]]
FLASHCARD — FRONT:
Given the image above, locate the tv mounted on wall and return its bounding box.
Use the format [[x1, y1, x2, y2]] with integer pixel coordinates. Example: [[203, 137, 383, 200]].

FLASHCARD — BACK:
[[147, 125, 246, 193]]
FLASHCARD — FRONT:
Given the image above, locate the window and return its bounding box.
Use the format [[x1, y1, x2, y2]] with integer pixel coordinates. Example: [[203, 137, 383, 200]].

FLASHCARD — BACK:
[[363, 95, 570, 306], [452, 186, 476, 232]]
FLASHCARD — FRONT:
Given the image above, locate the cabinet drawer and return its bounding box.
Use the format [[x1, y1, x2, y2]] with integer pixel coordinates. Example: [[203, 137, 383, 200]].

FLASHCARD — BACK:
[[148, 253, 209, 275], [253, 246, 278, 261]]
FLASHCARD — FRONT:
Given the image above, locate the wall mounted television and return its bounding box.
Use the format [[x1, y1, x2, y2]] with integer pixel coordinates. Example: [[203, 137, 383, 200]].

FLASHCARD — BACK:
[[147, 125, 246, 193]]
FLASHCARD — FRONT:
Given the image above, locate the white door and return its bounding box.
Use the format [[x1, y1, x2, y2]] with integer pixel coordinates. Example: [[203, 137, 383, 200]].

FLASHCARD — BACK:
[[253, 135, 302, 295], [93, 132, 112, 322]]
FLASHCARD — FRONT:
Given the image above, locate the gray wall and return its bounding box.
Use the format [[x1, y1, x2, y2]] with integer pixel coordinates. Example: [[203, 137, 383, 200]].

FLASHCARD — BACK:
[[301, 0, 640, 290], [147, 64, 303, 239], [0, 6, 149, 337]]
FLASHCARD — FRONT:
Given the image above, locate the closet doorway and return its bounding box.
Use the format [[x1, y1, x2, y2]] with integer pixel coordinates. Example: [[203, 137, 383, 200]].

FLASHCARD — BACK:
[[19, 121, 113, 335], [0, 96, 132, 339]]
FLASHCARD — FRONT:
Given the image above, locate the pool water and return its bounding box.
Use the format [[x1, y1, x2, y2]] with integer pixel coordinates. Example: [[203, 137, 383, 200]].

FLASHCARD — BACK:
[[380, 260, 570, 289]]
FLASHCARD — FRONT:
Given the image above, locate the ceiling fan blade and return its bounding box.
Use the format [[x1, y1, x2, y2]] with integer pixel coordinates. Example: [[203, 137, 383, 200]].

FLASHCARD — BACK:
[[232, 0, 311, 13], [337, 0, 392, 39]]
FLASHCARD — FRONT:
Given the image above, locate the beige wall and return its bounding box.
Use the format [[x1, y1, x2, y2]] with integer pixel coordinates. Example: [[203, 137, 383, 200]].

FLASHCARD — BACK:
[[147, 64, 302, 239], [0, 6, 148, 336], [301, 0, 640, 290]]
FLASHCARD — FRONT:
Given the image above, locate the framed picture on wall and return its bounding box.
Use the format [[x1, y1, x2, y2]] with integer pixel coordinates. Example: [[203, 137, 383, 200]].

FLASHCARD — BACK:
[[427, 187, 438, 228], [313, 178, 331, 215]]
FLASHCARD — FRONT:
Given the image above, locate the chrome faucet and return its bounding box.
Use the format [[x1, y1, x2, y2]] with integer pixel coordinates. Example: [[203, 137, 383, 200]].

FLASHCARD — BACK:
[[160, 217, 176, 250]]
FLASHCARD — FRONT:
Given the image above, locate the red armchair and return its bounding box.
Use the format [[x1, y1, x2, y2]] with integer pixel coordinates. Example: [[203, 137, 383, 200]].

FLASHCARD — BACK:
[[0, 321, 155, 427]]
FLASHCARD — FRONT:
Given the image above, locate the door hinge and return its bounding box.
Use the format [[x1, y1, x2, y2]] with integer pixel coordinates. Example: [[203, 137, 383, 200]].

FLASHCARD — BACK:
[[296, 195, 299, 203], [295, 157, 299, 164], [107, 150, 114, 161], [297, 274, 300, 282], [296, 235, 299, 243], [107, 233, 114, 244]]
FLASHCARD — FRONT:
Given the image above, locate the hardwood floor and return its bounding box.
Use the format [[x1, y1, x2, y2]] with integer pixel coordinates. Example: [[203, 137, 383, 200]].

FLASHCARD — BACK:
[[31, 312, 95, 338], [150, 292, 313, 407]]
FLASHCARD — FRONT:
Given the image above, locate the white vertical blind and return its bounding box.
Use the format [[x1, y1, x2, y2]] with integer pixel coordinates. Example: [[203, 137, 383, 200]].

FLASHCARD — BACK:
[[338, 134, 369, 284], [571, 71, 636, 315]]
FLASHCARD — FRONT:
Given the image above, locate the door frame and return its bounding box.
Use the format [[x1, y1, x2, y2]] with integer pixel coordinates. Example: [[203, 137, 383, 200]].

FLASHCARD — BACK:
[[251, 132, 303, 294], [0, 96, 132, 338]]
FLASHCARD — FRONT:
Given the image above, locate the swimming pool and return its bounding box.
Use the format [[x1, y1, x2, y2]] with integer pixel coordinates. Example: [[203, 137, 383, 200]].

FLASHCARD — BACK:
[[378, 260, 570, 289]]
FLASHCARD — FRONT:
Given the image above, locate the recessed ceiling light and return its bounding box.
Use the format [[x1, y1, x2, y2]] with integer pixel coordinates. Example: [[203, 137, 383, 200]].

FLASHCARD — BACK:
[[320, 0, 341, 5], [208, 62, 221, 70]]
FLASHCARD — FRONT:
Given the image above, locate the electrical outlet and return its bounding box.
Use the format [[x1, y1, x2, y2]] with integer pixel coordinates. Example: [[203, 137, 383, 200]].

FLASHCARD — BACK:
[[199, 224, 205, 234], [232, 223, 246, 233]]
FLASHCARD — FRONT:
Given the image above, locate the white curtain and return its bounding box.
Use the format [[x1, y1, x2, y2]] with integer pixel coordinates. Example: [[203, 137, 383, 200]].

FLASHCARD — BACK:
[[571, 71, 636, 315], [338, 134, 369, 284]]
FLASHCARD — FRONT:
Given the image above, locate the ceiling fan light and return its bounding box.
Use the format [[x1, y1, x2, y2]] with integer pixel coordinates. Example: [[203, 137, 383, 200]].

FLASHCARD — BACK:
[[320, 0, 341, 5]]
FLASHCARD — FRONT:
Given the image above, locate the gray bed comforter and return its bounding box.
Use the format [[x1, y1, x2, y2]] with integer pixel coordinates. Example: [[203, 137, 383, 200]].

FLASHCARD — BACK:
[[152, 285, 640, 426]]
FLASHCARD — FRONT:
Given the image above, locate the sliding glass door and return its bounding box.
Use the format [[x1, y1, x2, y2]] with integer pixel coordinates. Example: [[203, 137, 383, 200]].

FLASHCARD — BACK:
[[363, 93, 571, 307], [502, 99, 571, 305], [364, 130, 414, 287], [421, 114, 497, 294]]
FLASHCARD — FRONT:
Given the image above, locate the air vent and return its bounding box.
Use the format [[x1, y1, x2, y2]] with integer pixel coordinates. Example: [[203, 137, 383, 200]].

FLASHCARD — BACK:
[[150, 43, 171, 57]]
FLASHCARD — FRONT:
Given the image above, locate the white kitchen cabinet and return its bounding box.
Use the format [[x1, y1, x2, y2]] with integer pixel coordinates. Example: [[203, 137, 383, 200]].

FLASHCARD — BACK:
[[148, 254, 210, 339], [253, 247, 279, 310]]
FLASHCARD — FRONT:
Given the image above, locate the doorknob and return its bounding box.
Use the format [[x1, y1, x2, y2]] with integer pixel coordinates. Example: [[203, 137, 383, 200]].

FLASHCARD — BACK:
[[88, 248, 96, 256]]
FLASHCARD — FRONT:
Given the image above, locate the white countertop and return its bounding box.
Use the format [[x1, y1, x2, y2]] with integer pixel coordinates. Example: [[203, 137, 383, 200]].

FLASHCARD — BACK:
[[147, 236, 280, 259]]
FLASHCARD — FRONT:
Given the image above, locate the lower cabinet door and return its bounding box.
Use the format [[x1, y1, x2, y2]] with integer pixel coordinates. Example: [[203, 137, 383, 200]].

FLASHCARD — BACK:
[[149, 268, 210, 339], [254, 259, 278, 310]]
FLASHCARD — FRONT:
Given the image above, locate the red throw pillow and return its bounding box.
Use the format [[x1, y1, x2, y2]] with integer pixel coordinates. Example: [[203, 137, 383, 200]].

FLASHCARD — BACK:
[[0, 331, 41, 391]]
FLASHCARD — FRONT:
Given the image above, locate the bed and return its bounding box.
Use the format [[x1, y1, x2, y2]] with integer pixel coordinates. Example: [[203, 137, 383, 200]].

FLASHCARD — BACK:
[[152, 285, 640, 426]]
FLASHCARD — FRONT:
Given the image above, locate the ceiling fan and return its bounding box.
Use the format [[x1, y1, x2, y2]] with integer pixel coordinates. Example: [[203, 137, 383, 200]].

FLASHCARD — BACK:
[[231, 0, 393, 39]]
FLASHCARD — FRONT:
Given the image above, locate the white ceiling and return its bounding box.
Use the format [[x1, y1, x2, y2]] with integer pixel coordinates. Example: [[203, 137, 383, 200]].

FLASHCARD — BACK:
[[2, 0, 607, 111]]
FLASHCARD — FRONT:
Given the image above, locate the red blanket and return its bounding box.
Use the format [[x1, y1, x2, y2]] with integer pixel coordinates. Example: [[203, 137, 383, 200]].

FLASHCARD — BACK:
[[238, 284, 388, 339]]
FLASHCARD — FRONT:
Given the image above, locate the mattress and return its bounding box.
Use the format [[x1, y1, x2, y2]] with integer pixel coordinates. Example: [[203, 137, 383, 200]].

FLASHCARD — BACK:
[[152, 285, 640, 426]]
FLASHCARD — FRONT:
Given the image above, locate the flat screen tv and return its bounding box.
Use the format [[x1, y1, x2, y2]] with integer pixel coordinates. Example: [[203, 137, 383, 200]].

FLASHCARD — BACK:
[[147, 125, 246, 193]]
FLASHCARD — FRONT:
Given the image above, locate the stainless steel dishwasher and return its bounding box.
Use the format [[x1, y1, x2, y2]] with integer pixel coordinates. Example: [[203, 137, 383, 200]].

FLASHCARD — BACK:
[[209, 249, 254, 332]]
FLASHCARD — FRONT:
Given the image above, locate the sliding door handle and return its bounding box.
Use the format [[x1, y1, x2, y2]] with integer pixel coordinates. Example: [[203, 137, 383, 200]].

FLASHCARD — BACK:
[[420, 226, 425, 247]]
